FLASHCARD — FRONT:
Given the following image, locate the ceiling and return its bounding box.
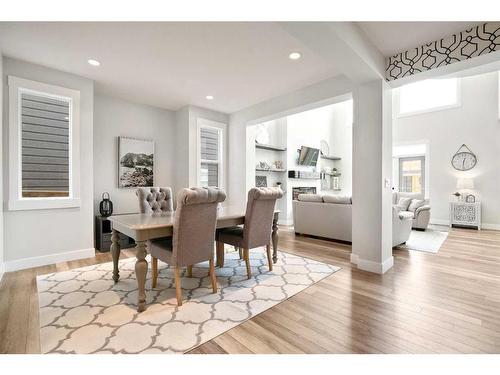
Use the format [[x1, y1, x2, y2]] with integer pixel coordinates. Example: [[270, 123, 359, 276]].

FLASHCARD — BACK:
[[357, 22, 481, 57], [0, 22, 484, 113], [0, 22, 340, 113]]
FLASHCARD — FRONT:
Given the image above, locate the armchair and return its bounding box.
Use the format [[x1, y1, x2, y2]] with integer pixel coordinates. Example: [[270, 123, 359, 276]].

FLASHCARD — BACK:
[[393, 207, 413, 247], [392, 192, 431, 231]]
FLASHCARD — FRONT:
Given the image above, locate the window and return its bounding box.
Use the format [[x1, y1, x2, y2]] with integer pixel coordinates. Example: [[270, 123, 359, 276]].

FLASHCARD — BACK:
[[396, 78, 460, 117], [398, 156, 425, 194], [197, 119, 225, 189], [8, 76, 80, 210]]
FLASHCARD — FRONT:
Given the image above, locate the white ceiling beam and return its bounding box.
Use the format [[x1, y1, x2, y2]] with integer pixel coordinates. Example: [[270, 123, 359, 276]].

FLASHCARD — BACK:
[[279, 22, 386, 84]]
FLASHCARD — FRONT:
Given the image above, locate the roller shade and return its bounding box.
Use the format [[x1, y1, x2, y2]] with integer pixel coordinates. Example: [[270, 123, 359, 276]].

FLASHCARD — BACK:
[[200, 127, 220, 187], [21, 92, 70, 197]]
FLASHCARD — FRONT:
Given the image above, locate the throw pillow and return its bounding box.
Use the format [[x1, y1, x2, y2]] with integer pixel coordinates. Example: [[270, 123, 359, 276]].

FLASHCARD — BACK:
[[396, 197, 412, 211], [408, 199, 425, 212]]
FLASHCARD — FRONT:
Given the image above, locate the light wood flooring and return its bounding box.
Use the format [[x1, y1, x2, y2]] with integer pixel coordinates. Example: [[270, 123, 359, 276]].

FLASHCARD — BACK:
[[1, 226, 500, 354]]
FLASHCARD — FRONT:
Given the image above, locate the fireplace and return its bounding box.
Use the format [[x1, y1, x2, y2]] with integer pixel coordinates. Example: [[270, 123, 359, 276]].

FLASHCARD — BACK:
[[292, 187, 317, 200]]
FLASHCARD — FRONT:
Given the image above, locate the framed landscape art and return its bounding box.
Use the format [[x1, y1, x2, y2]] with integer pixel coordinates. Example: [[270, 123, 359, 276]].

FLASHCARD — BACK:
[[118, 137, 155, 188]]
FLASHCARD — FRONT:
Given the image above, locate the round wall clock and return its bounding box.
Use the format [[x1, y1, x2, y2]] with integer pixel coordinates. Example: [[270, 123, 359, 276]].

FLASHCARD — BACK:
[[451, 144, 477, 171]]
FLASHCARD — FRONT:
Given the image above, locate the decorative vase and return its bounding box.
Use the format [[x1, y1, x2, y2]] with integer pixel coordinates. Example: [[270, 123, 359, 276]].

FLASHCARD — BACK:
[[99, 192, 113, 217]]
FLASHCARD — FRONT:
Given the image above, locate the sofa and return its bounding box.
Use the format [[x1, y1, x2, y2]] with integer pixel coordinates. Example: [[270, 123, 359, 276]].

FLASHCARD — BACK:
[[292, 194, 413, 246], [392, 192, 431, 230], [293, 194, 352, 242]]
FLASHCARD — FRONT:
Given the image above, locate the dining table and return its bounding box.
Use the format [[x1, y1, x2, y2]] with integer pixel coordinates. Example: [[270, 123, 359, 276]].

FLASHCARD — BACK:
[[108, 205, 280, 312]]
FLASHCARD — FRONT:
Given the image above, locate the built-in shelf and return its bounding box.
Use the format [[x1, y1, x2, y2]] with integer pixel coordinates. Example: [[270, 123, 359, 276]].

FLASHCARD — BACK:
[[255, 168, 287, 172], [255, 143, 287, 152], [320, 155, 341, 161]]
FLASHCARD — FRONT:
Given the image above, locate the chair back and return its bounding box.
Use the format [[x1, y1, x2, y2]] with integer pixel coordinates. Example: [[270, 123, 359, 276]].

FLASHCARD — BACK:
[[136, 187, 173, 214], [173, 187, 226, 266], [243, 187, 283, 249]]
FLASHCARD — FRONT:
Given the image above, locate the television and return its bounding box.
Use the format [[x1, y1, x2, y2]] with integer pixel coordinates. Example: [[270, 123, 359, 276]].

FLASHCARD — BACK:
[[298, 146, 319, 167]]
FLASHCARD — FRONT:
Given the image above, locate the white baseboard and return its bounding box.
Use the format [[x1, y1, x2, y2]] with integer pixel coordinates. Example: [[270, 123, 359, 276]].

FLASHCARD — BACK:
[[4, 248, 95, 272], [482, 223, 500, 230], [430, 219, 500, 231], [350, 253, 393, 274], [429, 219, 449, 226], [0, 262, 5, 283]]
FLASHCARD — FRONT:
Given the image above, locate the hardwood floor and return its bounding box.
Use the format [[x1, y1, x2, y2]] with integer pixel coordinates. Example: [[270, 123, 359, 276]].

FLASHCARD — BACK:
[[1, 226, 500, 354]]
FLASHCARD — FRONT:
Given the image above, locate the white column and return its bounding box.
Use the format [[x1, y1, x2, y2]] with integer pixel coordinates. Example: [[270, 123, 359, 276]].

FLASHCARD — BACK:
[[351, 79, 393, 274]]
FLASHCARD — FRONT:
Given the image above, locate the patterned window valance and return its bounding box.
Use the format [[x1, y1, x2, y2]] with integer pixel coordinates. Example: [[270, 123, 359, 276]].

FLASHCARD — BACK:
[[386, 22, 500, 81]]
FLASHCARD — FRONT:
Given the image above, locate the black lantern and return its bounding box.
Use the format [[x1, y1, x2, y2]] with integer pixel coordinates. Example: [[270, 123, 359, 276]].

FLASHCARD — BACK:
[[99, 192, 113, 217]]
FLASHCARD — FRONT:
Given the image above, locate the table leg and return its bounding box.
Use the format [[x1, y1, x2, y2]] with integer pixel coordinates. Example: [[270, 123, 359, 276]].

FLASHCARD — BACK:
[[135, 240, 148, 312], [216, 241, 225, 268], [272, 215, 279, 263], [111, 229, 121, 282]]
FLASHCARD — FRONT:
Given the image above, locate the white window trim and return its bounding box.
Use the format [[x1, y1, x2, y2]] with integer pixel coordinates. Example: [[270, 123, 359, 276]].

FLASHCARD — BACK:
[[196, 118, 226, 190], [395, 78, 461, 118], [8, 76, 81, 211], [398, 155, 426, 197]]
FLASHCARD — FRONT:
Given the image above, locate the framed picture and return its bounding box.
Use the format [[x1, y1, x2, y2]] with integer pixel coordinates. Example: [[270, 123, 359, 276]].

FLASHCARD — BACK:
[[118, 137, 155, 188], [255, 175, 267, 187]]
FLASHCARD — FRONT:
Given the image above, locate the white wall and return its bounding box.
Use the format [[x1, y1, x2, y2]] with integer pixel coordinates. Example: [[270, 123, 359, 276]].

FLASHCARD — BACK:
[[393, 72, 500, 229], [229, 75, 354, 206], [248, 101, 353, 224], [174, 105, 229, 202], [93, 94, 176, 215], [0, 52, 4, 280], [2, 57, 94, 270]]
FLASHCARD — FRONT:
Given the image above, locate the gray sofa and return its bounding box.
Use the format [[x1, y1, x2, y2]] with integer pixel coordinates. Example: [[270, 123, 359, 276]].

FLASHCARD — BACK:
[[293, 194, 413, 246], [392, 192, 431, 231], [293, 194, 352, 242]]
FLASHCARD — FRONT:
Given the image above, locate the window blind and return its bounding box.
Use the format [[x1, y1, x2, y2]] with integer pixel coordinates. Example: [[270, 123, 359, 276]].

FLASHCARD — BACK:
[[21, 92, 70, 197], [200, 127, 220, 187]]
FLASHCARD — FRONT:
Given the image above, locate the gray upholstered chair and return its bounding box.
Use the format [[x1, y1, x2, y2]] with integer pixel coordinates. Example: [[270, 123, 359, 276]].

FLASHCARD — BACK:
[[149, 187, 226, 306], [216, 187, 283, 279], [136, 187, 174, 214]]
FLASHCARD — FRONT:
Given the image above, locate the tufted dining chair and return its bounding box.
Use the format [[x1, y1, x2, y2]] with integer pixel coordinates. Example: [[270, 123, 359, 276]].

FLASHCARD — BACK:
[[216, 187, 283, 279], [148, 187, 226, 306], [136, 187, 174, 214]]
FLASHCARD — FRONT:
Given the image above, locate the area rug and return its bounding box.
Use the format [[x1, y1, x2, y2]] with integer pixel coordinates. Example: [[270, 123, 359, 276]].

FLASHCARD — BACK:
[[37, 249, 340, 354], [396, 229, 448, 254]]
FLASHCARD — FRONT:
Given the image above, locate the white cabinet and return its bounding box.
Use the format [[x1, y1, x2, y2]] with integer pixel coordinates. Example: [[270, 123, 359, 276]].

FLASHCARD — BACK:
[[449, 202, 481, 230]]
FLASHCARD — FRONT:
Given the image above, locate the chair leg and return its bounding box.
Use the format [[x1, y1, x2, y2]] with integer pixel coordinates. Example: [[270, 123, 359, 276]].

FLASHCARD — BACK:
[[174, 266, 182, 306], [151, 256, 158, 288], [209, 259, 217, 293], [243, 248, 251, 279], [187, 265, 193, 278], [238, 247, 243, 259], [216, 241, 225, 267], [266, 244, 273, 272]]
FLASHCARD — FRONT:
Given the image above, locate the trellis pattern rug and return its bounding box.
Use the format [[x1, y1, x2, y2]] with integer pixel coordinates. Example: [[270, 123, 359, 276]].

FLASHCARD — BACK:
[[37, 249, 340, 354]]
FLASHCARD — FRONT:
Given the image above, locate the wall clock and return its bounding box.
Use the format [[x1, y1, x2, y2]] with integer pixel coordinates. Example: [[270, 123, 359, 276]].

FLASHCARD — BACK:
[[451, 144, 477, 171]]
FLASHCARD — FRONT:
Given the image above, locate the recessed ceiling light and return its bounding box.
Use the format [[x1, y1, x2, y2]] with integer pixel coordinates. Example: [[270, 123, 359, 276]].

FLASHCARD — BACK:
[[289, 52, 301, 60], [87, 59, 101, 66], [206, 95, 214, 100]]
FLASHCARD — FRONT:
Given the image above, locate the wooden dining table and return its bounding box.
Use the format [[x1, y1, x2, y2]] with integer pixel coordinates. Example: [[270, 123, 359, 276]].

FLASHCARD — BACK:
[[108, 206, 280, 312]]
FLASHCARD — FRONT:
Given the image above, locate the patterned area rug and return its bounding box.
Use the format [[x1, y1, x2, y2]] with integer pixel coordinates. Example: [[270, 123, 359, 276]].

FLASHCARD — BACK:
[[37, 249, 340, 354]]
